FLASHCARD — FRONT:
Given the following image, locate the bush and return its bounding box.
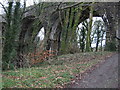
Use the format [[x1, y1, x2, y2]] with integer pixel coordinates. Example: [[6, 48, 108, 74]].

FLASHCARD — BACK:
[[105, 42, 117, 51], [67, 44, 80, 54]]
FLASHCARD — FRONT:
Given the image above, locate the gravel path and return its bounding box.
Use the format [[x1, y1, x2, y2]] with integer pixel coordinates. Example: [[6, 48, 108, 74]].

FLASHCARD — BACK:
[[69, 54, 118, 88]]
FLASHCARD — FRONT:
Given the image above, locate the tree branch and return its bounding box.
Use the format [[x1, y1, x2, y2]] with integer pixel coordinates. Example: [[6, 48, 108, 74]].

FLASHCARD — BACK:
[[0, 2, 7, 14], [58, 2, 92, 11]]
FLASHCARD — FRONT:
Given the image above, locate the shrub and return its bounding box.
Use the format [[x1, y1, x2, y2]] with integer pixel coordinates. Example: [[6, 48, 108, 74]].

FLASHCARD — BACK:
[[105, 42, 117, 51], [26, 50, 55, 65]]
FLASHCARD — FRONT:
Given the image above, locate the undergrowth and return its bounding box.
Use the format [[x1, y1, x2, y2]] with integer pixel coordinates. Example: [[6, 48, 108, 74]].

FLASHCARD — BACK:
[[2, 51, 114, 88]]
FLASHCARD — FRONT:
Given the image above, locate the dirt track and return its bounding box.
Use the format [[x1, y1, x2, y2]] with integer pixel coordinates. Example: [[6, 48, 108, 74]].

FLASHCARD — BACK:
[[68, 54, 118, 88]]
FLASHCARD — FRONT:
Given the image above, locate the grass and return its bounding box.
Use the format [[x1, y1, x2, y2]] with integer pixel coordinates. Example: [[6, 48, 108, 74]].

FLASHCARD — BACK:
[[2, 51, 115, 88]]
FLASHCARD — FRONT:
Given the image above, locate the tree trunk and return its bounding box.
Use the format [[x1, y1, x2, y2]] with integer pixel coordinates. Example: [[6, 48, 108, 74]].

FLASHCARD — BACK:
[[86, 4, 93, 52]]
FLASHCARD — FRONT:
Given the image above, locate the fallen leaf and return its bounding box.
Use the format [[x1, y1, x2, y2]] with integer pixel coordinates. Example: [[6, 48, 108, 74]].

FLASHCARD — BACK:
[[40, 77, 47, 79]]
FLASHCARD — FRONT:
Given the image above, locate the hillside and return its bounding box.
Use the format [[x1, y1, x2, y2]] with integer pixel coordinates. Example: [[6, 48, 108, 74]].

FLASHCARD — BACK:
[[2, 51, 115, 88]]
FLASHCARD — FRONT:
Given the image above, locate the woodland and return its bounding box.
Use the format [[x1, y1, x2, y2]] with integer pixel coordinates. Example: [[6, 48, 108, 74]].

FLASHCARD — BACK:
[[0, 1, 119, 88]]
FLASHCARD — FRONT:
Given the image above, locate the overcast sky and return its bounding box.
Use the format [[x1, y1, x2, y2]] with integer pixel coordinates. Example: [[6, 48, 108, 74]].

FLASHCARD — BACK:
[[0, 0, 38, 14]]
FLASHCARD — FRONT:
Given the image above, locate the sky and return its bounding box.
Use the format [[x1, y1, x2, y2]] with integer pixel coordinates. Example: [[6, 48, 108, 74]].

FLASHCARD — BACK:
[[78, 17, 106, 48], [0, 0, 37, 14]]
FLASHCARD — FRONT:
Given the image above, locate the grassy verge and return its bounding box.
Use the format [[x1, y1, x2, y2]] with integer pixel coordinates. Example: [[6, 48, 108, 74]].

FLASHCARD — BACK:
[[2, 51, 115, 88]]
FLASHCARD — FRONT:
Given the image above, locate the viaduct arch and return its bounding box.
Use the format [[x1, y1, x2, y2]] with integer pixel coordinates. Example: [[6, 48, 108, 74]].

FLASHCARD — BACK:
[[22, 2, 119, 54]]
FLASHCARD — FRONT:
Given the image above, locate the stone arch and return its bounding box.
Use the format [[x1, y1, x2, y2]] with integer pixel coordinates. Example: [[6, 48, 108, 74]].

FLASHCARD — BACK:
[[60, 2, 119, 51], [18, 15, 43, 54], [93, 2, 119, 50], [22, 2, 119, 53]]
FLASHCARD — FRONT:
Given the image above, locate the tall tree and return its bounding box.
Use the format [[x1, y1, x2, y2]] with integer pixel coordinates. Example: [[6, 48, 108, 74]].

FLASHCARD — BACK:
[[2, 2, 14, 70], [78, 21, 87, 52], [86, 3, 94, 52], [2, 1, 22, 70], [93, 20, 105, 52]]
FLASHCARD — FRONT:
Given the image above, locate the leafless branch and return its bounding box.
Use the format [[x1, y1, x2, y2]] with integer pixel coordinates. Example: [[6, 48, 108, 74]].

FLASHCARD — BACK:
[[0, 2, 7, 14], [59, 2, 81, 10], [58, 2, 94, 11]]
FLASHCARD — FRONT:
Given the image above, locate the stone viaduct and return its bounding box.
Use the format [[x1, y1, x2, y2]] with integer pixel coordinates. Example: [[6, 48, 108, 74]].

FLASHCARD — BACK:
[[1, 2, 119, 54], [21, 2, 119, 53]]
